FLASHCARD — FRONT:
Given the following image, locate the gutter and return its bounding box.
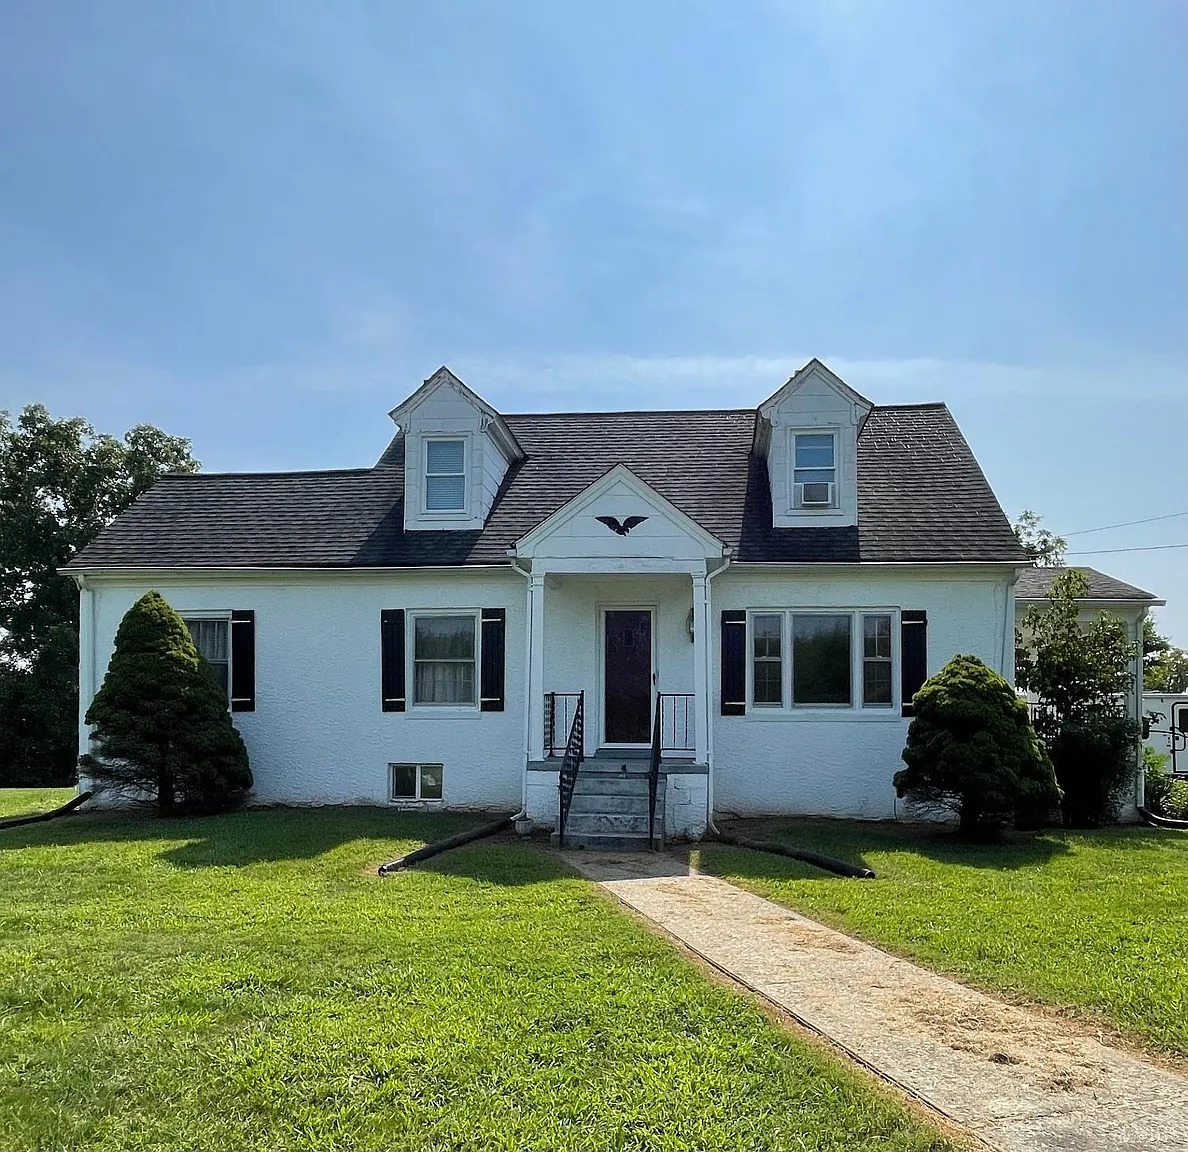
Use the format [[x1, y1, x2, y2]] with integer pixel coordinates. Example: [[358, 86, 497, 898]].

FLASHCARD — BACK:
[[58, 562, 516, 580], [1015, 597, 1166, 608], [703, 553, 732, 837]]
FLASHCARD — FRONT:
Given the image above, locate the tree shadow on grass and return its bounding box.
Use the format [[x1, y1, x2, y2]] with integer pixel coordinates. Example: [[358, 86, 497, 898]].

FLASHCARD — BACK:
[[707, 816, 1078, 876], [399, 834, 575, 887], [0, 805, 514, 870]]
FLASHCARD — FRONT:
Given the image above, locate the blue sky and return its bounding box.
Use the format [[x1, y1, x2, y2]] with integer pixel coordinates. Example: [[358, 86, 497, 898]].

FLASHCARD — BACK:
[[2, 1, 1186, 640]]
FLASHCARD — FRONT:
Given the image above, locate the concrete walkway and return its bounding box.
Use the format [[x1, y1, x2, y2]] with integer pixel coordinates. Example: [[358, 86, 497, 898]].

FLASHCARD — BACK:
[[563, 850, 1188, 1152]]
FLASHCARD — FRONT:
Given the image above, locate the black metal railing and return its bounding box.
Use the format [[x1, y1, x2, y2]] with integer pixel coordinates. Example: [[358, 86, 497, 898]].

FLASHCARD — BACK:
[[648, 693, 663, 850], [546, 692, 583, 759], [658, 692, 696, 754], [556, 691, 585, 849]]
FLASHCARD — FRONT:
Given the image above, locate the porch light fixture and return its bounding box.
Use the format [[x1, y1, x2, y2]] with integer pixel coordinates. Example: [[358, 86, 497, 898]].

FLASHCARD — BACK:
[[686, 608, 695, 643]]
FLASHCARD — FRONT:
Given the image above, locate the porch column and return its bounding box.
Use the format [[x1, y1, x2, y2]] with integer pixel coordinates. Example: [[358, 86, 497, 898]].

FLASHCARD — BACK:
[[77, 576, 94, 758], [692, 570, 709, 764], [527, 571, 546, 761]]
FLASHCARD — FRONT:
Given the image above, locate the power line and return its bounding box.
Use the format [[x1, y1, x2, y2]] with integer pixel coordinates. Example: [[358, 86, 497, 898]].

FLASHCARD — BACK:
[[1064, 510, 1188, 537], [1066, 543, 1188, 556]]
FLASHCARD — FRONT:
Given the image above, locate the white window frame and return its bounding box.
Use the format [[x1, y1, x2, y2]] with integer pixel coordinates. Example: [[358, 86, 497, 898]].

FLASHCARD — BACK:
[[789, 429, 839, 511], [181, 611, 232, 709], [860, 613, 895, 709], [750, 612, 785, 708], [745, 608, 901, 718], [389, 762, 444, 804], [422, 436, 469, 517], [408, 609, 481, 711]]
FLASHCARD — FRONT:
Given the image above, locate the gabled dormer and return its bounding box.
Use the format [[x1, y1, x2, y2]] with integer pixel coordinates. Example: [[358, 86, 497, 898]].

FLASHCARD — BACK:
[[752, 359, 871, 529], [389, 367, 524, 531]]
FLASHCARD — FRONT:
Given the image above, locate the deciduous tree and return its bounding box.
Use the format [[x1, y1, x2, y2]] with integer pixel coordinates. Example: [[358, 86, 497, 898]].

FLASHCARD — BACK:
[[0, 405, 197, 784], [1016, 569, 1140, 825], [1011, 509, 1067, 566]]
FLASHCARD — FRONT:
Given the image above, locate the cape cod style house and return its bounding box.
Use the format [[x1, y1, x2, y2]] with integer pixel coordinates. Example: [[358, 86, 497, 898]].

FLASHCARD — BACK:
[[67, 359, 1029, 846]]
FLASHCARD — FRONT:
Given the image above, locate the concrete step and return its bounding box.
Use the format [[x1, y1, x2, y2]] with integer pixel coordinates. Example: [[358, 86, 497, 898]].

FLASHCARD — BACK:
[[568, 792, 662, 816], [571, 774, 654, 796], [563, 812, 654, 836], [551, 831, 659, 851]]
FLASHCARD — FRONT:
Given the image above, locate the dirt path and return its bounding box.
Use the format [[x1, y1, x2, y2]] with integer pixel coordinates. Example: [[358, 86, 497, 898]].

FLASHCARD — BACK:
[[564, 850, 1188, 1152]]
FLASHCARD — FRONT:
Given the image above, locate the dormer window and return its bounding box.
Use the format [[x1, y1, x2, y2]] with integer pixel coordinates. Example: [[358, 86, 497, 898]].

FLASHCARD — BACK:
[[792, 432, 837, 509], [424, 438, 466, 513]]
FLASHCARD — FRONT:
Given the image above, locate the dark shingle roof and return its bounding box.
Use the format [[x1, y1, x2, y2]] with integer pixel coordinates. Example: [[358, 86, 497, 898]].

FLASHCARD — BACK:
[[1015, 566, 1161, 602], [67, 404, 1026, 570]]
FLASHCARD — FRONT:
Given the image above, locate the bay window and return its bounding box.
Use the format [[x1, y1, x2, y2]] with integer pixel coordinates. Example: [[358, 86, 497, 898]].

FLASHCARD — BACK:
[[748, 609, 898, 712], [792, 614, 851, 705], [862, 614, 894, 706], [752, 614, 783, 706]]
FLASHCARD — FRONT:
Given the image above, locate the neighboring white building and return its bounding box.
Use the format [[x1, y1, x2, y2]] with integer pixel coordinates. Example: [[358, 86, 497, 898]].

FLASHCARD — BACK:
[[67, 359, 1032, 845]]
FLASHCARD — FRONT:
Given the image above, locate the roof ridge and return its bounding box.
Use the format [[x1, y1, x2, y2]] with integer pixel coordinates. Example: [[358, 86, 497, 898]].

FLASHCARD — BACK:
[[158, 467, 383, 480], [870, 402, 948, 412], [503, 407, 756, 419]]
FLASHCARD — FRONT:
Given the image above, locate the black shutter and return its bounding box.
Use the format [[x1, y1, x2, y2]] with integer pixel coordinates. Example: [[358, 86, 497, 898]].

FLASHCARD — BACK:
[[480, 608, 506, 712], [900, 610, 928, 717], [721, 609, 747, 716], [230, 610, 256, 712], [381, 609, 406, 713]]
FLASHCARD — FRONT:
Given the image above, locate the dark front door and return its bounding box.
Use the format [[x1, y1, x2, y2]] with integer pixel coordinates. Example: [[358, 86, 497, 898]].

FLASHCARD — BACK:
[[604, 609, 652, 744]]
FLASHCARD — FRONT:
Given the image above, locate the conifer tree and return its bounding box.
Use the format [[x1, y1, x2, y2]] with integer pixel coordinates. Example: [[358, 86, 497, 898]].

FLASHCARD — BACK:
[[82, 591, 251, 813]]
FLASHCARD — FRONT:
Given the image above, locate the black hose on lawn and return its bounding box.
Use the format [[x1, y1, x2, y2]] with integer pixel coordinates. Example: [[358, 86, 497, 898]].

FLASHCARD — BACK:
[[377, 814, 514, 875], [1138, 807, 1188, 831], [713, 828, 877, 879], [0, 791, 93, 831]]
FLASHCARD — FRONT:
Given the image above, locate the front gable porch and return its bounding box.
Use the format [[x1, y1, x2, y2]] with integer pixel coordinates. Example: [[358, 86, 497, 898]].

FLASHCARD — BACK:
[[512, 465, 727, 846]]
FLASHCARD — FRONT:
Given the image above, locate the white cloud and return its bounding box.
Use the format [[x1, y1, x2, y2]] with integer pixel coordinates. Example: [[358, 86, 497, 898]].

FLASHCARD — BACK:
[[449, 351, 1188, 411]]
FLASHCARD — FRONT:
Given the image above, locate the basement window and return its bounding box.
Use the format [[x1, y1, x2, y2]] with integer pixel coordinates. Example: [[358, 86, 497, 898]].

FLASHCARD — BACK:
[[389, 763, 444, 802]]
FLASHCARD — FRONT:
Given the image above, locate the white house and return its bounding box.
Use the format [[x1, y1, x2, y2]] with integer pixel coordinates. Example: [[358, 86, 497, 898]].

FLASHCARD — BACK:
[[67, 359, 1030, 846]]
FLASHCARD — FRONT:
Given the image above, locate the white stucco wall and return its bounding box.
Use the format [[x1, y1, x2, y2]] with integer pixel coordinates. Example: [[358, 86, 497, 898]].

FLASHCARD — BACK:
[[83, 569, 527, 810], [710, 566, 1015, 820], [80, 560, 1023, 825]]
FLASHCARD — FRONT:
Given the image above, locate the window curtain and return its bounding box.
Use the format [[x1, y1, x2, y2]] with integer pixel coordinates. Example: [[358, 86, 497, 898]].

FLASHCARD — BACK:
[[414, 616, 476, 704]]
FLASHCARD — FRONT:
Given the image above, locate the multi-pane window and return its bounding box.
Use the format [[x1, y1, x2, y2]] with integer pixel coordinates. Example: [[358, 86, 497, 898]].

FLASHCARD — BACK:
[[862, 614, 894, 707], [752, 614, 783, 706], [412, 615, 477, 705], [749, 610, 896, 711], [792, 614, 851, 705], [424, 438, 466, 512], [184, 618, 230, 701], [390, 763, 444, 801], [793, 433, 836, 507]]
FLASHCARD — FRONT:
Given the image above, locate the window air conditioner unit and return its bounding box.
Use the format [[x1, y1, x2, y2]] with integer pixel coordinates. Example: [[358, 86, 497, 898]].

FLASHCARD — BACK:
[[796, 481, 834, 507]]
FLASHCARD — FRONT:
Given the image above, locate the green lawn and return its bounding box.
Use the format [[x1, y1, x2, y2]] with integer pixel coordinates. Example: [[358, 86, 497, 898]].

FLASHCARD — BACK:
[[0, 786, 77, 818], [691, 820, 1188, 1059], [0, 802, 958, 1152]]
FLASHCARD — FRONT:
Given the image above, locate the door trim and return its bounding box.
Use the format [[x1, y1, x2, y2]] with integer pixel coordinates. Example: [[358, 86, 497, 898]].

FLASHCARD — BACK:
[[597, 604, 657, 749]]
